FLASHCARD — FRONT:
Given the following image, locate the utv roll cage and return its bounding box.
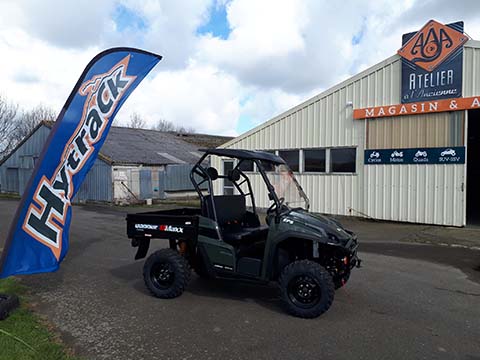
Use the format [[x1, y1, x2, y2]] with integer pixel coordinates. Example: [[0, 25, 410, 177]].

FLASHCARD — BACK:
[[189, 148, 309, 227]]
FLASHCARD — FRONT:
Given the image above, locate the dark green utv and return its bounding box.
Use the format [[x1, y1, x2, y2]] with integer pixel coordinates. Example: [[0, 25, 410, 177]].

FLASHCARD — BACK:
[[126, 149, 360, 318]]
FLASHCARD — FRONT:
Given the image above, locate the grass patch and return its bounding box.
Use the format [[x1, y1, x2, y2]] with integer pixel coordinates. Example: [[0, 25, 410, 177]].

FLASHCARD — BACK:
[[0, 278, 81, 360]]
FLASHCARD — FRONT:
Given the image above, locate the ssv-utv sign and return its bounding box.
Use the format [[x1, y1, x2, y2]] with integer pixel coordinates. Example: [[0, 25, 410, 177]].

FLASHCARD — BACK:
[[0, 48, 161, 278]]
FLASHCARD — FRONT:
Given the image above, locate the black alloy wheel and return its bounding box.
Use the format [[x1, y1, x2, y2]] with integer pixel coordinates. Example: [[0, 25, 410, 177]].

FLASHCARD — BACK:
[[151, 262, 175, 289], [287, 275, 321, 309], [143, 248, 191, 299], [278, 260, 334, 318]]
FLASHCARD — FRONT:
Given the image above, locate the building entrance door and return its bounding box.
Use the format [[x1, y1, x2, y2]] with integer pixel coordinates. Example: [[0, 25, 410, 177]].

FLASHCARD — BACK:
[[467, 109, 480, 224]]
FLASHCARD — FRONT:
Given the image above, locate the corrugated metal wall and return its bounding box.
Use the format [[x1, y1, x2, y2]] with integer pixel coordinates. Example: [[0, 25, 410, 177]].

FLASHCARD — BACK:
[[75, 159, 112, 202], [0, 124, 113, 202], [367, 112, 464, 149], [213, 41, 480, 226], [240, 172, 358, 216], [364, 164, 465, 226], [0, 125, 50, 193], [463, 41, 480, 97], [164, 164, 207, 192], [213, 54, 402, 218], [139, 170, 153, 199]]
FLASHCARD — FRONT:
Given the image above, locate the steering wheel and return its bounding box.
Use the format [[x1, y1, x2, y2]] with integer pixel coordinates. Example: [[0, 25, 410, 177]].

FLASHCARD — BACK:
[[267, 197, 285, 215]]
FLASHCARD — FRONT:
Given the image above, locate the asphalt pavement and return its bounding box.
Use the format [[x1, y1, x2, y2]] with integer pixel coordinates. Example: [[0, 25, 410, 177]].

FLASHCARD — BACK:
[[0, 199, 479, 360]]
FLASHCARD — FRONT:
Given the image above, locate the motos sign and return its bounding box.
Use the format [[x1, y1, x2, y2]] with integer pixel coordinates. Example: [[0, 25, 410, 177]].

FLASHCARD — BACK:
[[398, 20, 468, 103]]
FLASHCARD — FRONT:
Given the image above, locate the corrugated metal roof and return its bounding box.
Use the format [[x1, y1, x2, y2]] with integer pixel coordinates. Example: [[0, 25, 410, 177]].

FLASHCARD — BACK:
[[0, 122, 232, 166], [98, 127, 232, 165], [99, 127, 219, 165], [175, 132, 233, 149]]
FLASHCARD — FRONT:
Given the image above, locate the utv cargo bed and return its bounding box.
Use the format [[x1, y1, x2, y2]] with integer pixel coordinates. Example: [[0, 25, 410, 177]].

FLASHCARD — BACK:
[[126, 208, 200, 239]]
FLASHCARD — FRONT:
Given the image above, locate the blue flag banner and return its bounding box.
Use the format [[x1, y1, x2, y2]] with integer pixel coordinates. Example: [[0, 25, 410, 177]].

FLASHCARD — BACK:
[[0, 48, 161, 278]]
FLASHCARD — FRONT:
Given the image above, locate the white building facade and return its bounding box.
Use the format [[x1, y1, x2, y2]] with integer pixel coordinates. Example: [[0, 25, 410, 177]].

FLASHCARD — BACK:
[[212, 22, 480, 227]]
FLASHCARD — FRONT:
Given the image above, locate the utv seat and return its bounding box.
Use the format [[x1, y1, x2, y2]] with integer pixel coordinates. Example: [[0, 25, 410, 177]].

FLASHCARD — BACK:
[[222, 226, 268, 246], [203, 194, 268, 246]]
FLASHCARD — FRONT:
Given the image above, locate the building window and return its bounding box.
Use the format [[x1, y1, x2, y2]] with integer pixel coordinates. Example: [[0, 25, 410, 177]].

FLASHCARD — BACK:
[[223, 160, 235, 195], [278, 150, 299, 172], [304, 149, 326, 172], [259, 160, 275, 172], [330, 148, 356, 173], [258, 150, 277, 172], [238, 159, 254, 172]]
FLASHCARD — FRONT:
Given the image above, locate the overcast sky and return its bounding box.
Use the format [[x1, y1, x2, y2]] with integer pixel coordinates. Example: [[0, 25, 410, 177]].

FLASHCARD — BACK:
[[1, 0, 479, 135]]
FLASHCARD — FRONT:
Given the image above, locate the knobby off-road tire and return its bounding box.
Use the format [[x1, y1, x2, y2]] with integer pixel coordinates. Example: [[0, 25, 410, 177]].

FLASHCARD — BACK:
[[278, 260, 335, 319], [0, 293, 20, 320], [143, 249, 191, 299]]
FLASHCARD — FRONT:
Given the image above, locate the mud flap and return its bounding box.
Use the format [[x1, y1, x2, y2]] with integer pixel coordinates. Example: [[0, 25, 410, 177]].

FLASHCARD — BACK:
[[134, 238, 151, 260]]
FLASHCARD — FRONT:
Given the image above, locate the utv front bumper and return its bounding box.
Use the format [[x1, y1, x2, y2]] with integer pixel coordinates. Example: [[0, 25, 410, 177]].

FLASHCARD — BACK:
[[345, 235, 361, 268]]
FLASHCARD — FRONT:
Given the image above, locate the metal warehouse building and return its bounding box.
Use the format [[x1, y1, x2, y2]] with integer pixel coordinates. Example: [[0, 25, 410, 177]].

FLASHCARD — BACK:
[[212, 20, 480, 227], [0, 121, 230, 203]]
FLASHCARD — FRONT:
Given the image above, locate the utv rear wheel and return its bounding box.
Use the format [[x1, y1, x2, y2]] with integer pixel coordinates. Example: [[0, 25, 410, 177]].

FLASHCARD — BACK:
[[143, 249, 191, 299], [278, 260, 334, 318]]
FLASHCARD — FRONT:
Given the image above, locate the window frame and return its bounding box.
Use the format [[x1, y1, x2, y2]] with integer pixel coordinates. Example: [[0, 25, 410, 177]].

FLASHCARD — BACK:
[[278, 149, 300, 173], [303, 148, 327, 174], [329, 147, 357, 174]]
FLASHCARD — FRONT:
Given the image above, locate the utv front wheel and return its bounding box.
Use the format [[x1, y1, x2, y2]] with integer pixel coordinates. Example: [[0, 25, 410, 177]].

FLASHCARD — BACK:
[[143, 249, 191, 299], [278, 260, 334, 318]]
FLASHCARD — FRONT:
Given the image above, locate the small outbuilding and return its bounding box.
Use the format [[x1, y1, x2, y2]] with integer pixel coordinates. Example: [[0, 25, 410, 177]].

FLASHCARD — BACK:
[[0, 121, 231, 203]]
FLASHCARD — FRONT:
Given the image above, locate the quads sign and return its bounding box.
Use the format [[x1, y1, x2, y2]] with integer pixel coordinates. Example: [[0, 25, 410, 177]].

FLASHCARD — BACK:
[[364, 146, 465, 165], [398, 20, 468, 103]]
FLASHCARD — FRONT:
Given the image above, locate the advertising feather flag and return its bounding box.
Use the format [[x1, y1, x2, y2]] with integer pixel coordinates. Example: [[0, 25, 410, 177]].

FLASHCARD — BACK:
[[0, 48, 161, 278]]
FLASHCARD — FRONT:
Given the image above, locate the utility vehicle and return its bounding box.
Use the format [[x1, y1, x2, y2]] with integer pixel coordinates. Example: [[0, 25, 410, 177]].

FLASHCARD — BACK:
[[126, 149, 360, 318]]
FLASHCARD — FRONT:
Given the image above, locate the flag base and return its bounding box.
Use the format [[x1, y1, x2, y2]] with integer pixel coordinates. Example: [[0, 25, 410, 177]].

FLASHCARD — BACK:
[[0, 293, 19, 320]]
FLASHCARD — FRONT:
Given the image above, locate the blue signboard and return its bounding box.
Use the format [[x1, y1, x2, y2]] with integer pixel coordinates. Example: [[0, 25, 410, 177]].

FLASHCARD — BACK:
[[364, 146, 465, 165], [399, 21, 467, 104]]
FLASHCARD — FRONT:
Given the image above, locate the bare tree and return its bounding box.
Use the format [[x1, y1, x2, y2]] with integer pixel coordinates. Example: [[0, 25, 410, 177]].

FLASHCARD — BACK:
[[16, 105, 56, 139], [0, 96, 19, 159], [152, 118, 195, 134], [126, 112, 147, 129], [122, 114, 196, 133], [0, 100, 56, 160], [153, 118, 176, 132]]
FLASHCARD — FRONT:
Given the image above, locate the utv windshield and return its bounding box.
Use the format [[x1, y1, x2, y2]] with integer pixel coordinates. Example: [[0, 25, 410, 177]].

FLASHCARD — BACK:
[[262, 163, 310, 210]]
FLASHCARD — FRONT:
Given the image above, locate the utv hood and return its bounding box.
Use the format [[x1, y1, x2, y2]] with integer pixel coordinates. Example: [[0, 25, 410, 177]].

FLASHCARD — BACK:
[[288, 210, 353, 242]]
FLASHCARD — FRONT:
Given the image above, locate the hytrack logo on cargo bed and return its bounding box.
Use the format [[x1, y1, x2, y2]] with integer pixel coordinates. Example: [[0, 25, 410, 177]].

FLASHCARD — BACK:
[[159, 225, 184, 233], [135, 224, 159, 230]]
